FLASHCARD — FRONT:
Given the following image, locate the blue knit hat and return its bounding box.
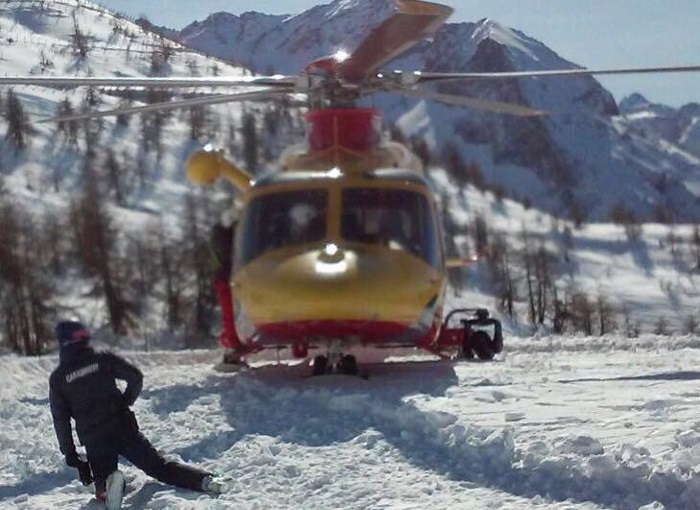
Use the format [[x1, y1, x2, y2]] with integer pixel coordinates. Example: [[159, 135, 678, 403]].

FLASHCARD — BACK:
[[55, 321, 90, 348]]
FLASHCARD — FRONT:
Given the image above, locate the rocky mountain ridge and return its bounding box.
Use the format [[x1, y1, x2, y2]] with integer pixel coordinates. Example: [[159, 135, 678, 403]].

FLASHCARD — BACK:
[[174, 0, 700, 222]]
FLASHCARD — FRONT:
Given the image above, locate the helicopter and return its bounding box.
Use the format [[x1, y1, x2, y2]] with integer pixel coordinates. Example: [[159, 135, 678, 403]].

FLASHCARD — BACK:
[[2, 0, 699, 375]]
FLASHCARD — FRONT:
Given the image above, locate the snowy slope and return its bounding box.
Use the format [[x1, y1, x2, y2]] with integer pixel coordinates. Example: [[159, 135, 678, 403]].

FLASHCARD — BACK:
[[438, 174, 700, 336], [0, 0, 254, 217], [2, 337, 700, 509]]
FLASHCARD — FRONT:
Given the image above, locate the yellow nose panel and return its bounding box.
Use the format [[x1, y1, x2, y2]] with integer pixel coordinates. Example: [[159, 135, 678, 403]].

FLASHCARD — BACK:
[[234, 245, 443, 325]]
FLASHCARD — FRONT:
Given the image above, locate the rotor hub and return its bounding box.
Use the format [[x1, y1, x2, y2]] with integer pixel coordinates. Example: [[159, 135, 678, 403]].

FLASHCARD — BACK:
[[306, 108, 382, 152]]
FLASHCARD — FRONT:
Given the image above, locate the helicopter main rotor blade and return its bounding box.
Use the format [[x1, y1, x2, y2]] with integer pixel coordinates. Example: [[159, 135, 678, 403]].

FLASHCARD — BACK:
[[341, 0, 453, 83], [396, 88, 547, 116], [0, 75, 297, 89], [416, 65, 700, 83], [39, 89, 290, 123]]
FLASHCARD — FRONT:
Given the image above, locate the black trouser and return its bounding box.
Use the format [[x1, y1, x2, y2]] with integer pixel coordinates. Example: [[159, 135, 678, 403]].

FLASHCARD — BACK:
[[85, 412, 210, 494]]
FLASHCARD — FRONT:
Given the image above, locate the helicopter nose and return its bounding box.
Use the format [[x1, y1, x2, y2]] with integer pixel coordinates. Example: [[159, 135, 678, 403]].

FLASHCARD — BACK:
[[233, 243, 441, 325]]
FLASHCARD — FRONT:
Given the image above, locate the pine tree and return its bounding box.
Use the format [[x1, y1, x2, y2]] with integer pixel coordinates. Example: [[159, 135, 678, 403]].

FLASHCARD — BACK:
[[105, 149, 125, 205], [4, 89, 32, 150], [71, 15, 90, 59], [189, 106, 206, 140], [56, 98, 78, 144]]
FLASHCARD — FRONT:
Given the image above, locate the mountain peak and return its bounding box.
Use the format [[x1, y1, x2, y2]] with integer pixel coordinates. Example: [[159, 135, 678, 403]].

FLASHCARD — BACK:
[[163, 1, 700, 221], [619, 93, 651, 112]]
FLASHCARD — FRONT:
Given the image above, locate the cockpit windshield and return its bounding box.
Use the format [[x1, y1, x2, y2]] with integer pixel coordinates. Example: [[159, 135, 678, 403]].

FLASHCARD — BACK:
[[239, 189, 327, 264], [238, 186, 439, 269], [341, 188, 440, 268]]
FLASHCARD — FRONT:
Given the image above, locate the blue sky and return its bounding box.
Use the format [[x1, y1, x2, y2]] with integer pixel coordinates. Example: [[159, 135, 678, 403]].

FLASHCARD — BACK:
[[96, 0, 700, 107]]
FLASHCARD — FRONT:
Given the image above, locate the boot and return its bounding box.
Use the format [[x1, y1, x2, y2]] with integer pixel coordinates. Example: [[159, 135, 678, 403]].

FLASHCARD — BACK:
[[201, 474, 231, 494], [105, 470, 126, 510]]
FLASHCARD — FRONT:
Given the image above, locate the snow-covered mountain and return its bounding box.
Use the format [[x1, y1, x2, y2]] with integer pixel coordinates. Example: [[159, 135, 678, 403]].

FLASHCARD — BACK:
[[177, 0, 700, 222], [620, 93, 700, 159]]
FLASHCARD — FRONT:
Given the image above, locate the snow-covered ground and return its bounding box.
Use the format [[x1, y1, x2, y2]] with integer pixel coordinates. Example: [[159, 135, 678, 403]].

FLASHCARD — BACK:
[[2, 335, 700, 509], [2, 5, 700, 507]]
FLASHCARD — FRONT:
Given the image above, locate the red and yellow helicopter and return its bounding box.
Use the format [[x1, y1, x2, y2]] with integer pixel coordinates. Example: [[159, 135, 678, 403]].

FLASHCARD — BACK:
[[2, 1, 699, 375]]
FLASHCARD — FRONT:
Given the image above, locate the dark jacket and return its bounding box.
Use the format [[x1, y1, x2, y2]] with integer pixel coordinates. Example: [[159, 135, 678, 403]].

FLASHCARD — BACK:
[[49, 345, 143, 457]]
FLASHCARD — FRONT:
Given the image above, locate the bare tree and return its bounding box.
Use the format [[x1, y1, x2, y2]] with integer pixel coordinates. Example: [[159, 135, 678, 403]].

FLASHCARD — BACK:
[[40, 209, 67, 275], [666, 225, 680, 259], [653, 315, 671, 336], [0, 202, 54, 354], [180, 193, 216, 346], [472, 214, 489, 256], [596, 293, 617, 335], [123, 224, 164, 349], [522, 236, 556, 327], [550, 286, 568, 334], [620, 305, 640, 338], [71, 165, 129, 334], [608, 202, 642, 242], [683, 314, 699, 335], [159, 228, 186, 331], [568, 291, 594, 335], [692, 224, 700, 270], [39, 50, 54, 72], [488, 234, 517, 318], [442, 141, 465, 184]]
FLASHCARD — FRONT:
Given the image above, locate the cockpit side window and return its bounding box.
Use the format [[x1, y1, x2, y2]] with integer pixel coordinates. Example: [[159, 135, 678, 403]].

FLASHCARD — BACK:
[[341, 188, 439, 268], [239, 189, 327, 264]]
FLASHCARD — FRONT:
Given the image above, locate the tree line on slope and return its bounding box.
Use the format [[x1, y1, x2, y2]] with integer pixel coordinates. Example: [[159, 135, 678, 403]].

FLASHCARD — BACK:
[[443, 200, 700, 339], [0, 173, 222, 355], [0, 86, 302, 355], [2, 84, 700, 354]]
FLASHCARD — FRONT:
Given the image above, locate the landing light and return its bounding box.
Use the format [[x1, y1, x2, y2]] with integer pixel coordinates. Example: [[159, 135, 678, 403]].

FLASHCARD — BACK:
[[327, 167, 343, 179], [325, 243, 339, 256], [334, 49, 350, 63], [316, 243, 348, 276]]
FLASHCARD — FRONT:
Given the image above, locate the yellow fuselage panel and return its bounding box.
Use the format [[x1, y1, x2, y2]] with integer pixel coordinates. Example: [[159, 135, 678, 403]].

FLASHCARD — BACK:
[[234, 245, 442, 325]]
